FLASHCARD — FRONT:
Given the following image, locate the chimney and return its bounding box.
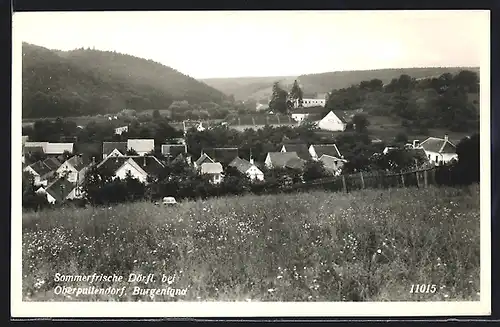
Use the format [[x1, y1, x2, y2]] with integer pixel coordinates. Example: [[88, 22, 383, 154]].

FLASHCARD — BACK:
[[444, 134, 449, 142], [143, 156, 146, 167], [92, 157, 95, 164], [250, 158, 254, 165]]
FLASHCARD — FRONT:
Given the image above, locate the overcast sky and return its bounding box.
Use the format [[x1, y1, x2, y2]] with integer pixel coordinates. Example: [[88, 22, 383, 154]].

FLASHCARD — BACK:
[[13, 10, 488, 79]]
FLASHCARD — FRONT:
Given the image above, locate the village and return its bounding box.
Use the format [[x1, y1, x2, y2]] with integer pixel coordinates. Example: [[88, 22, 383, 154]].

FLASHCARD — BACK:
[[21, 98, 460, 206]]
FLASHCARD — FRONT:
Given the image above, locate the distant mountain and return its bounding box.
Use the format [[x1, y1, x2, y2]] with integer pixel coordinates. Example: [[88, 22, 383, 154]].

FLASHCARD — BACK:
[[22, 43, 228, 118], [201, 67, 480, 102]]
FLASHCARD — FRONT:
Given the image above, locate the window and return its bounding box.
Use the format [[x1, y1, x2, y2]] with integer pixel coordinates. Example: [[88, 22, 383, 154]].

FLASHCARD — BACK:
[[435, 156, 438, 162]]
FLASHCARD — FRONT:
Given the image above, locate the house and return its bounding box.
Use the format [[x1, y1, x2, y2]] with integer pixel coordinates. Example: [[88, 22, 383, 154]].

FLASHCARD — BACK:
[[42, 157, 62, 171], [200, 162, 224, 184], [161, 144, 188, 161], [183, 121, 205, 134], [290, 106, 325, 123], [37, 177, 80, 204], [317, 111, 348, 132], [296, 98, 326, 108], [23, 160, 54, 186], [318, 155, 346, 175], [114, 126, 129, 135], [102, 142, 128, 159], [418, 134, 458, 166], [56, 155, 89, 184], [45, 143, 74, 155], [383, 146, 400, 155], [280, 144, 312, 161], [97, 155, 165, 183], [229, 157, 265, 181], [201, 147, 239, 166], [265, 152, 303, 169], [127, 139, 155, 156], [194, 153, 215, 169], [308, 144, 343, 160]]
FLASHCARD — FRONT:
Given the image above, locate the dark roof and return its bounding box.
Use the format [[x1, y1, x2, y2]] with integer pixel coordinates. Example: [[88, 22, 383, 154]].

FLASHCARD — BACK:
[[284, 157, 306, 169], [420, 137, 456, 153], [202, 147, 239, 165], [311, 144, 342, 158], [319, 155, 342, 172], [195, 153, 215, 167], [102, 142, 127, 156], [292, 106, 325, 114], [161, 144, 187, 158], [45, 177, 76, 203], [42, 157, 61, 171], [332, 111, 348, 123], [97, 156, 165, 176], [28, 160, 53, 177], [23, 145, 45, 154], [266, 152, 300, 167], [229, 157, 254, 173], [281, 144, 312, 160], [66, 155, 87, 171]]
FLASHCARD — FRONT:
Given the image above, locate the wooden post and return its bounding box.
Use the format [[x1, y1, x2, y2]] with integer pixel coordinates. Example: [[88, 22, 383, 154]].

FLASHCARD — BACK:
[[424, 169, 428, 187], [360, 172, 365, 189], [416, 171, 420, 188], [401, 173, 405, 188], [342, 175, 347, 193]]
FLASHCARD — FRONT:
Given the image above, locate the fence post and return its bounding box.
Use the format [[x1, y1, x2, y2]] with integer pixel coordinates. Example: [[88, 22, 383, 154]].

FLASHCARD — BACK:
[[342, 175, 347, 193], [401, 173, 405, 188], [424, 169, 428, 187], [360, 172, 365, 189], [416, 171, 420, 188]]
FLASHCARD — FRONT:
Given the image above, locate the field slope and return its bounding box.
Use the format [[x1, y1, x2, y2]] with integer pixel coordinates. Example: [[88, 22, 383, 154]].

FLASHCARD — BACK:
[[201, 67, 480, 101], [23, 185, 480, 302], [22, 43, 228, 118]]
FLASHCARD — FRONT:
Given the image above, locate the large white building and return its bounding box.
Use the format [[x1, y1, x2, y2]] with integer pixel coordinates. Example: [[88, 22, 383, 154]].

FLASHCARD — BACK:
[[295, 98, 326, 108], [317, 111, 347, 132], [418, 135, 458, 166]]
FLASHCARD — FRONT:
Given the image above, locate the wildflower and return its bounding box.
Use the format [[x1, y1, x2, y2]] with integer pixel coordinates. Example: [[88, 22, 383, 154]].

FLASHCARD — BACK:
[[377, 249, 382, 254]]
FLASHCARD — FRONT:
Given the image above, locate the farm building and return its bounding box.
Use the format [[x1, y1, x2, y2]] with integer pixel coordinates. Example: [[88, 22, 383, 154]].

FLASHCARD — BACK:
[[295, 98, 327, 108], [418, 135, 458, 166], [317, 111, 348, 132], [290, 106, 325, 123], [229, 157, 264, 181], [114, 126, 129, 135]]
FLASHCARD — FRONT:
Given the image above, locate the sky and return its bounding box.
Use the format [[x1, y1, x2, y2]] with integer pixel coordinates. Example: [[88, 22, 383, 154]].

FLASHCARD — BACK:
[[13, 10, 489, 79]]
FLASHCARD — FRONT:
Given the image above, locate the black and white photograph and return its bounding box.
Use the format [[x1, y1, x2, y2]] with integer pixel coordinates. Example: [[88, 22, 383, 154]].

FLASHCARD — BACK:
[[12, 10, 490, 317]]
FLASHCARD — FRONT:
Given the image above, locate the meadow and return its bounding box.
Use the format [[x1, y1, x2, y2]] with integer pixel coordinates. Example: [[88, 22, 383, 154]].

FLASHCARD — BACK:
[[22, 185, 480, 302]]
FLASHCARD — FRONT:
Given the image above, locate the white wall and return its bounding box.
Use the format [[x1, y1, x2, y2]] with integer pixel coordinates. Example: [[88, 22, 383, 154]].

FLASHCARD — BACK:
[[291, 113, 308, 122], [115, 161, 148, 183], [424, 151, 458, 165], [318, 112, 346, 132], [297, 99, 326, 108], [246, 166, 264, 181]]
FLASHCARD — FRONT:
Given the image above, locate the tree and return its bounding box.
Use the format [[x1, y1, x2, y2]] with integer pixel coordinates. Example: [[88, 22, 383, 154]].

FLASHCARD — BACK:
[[394, 132, 409, 145], [352, 114, 370, 133], [152, 109, 161, 119], [126, 148, 138, 155], [302, 160, 328, 182], [289, 80, 303, 108], [269, 82, 288, 114]]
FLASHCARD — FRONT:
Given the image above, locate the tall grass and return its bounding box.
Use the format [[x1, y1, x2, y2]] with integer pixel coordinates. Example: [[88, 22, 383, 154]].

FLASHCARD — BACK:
[[22, 184, 480, 302]]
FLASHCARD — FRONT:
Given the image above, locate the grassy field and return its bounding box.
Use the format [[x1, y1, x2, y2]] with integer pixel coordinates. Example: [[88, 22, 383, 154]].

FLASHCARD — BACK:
[[22, 185, 480, 302]]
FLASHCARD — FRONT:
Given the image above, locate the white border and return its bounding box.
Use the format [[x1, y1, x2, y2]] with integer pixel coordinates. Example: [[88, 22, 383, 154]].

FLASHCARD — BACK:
[[11, 10, 491, 317]]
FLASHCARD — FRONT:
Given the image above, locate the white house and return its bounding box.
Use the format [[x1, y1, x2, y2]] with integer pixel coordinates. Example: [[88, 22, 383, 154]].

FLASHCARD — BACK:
[[36, 177, 80, 204], [229, 157, 264, 181], [317, 111, 347, 132], [56, 155, 89, 184], [97, 155, 165, 183], [114, 126, 129, 135], [419, 135, 458, 166], [127, 139, 155, 156], [296, 98, 326, 108], [200, 162, 224, 184]]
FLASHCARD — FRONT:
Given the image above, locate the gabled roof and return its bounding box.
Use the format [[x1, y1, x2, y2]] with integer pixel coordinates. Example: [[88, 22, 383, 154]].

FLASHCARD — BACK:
[[103, 142, 127, 156], [195, 153, 215, 167], [161, 144, 187, 158], [229, 157, 254, 173], [201, 147, 239, 165], [97, 155, 164, 176], [45, 177, 76, 203], [284, 157, 306, 169], [42, 157, 61, 171], [201, 162, 223, 174], [420, 137, 457, 154], [281, 144, 311, 160], [319, 155, 344, 172], [331, 111, 348, 123], [45, 143, 74, 155], [65, 155, 87, 171], [27, 160, 53, 177], [127, 139, 155, 153], [310, 144, 342, 158], [266, 152, 301, 168]]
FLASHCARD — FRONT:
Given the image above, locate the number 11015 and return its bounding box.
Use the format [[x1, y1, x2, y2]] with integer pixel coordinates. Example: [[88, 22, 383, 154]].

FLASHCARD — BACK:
[[410, 284, 437, 293]]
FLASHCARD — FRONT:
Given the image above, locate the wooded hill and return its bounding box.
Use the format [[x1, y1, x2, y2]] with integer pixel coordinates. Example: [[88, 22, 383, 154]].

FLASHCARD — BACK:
[[22, 43, 228, 118], [201, 67, 480, 101]]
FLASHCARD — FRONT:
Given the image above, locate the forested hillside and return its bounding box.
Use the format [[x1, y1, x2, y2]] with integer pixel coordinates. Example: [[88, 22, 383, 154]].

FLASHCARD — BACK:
[[22, 43, 228, 118], [201, 67, 479, 101]]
